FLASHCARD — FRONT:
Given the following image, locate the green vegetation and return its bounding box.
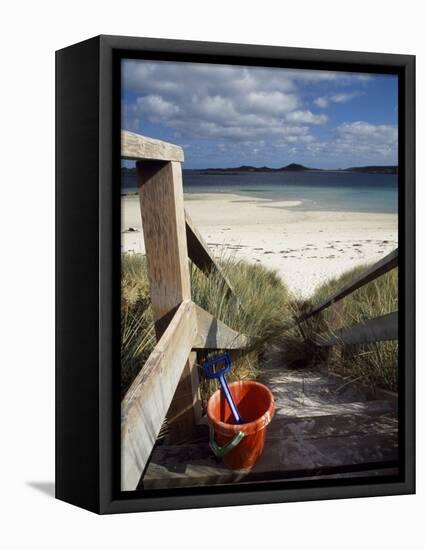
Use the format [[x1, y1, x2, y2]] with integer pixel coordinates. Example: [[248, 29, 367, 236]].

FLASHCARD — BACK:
[[274, 265, 398, 392], [121, 252, 293, 401], [121, 253, 398, 403], [315, 266, 398, 391], [121, 254, 155, 398], [191, 255, 293, 404]]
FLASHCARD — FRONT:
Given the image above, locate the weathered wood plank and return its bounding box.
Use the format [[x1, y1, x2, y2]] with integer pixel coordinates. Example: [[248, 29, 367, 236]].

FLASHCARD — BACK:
[[142, 413, 398, 489], [274, 397, 396, 419], [121, 300, 197, 491], [138, 160, 191, 326], [143, 458, 399, 489], [185, 209, 235, 295], [122, 130, 184, 162], [315, 311, 398, 347], [300, 248, 398, 321], [163, 351, 203, 444], [266, 410, 398, 439], [192, 303, 248, 350], [137, 160, 199, 450], [259, 367, 398, 417]]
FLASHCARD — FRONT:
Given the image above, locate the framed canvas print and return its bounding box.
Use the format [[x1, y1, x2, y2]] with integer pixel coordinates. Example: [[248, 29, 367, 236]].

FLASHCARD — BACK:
[[56, 35, 415, 514]]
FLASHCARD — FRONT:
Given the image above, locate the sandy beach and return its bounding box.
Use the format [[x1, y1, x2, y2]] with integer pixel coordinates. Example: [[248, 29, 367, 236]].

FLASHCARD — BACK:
[[121, 192, 398, 297]]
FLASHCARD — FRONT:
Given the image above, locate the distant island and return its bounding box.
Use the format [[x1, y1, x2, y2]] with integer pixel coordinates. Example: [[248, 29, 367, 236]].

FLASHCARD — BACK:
[[185, 164, 398, 175], [122, 164, 397, 177], [342, 166, 398, 175]]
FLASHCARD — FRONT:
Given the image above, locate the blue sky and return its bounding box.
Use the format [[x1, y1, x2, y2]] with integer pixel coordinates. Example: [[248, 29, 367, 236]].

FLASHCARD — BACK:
[[122, 59, 398, 169]]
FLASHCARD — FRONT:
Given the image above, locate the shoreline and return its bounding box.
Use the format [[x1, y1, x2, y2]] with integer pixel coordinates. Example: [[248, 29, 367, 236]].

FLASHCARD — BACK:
[[121, 192, 398, 297]]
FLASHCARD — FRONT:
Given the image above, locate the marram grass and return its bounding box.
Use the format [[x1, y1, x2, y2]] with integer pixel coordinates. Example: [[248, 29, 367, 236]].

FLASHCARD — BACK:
[[121, 252, 293, 402], [190, 253, 294, 404], [271, 265, 398, 392], [121, 253, 398, 404], [312, 265, 398, 392]]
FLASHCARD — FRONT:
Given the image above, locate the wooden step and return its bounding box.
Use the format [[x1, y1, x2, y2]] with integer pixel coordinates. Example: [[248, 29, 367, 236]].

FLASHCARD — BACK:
[[274, 398, 397, 419], [142, 409, 398, 490], [258, 367, 397, 418], [260, 369, 366, 404], [267, 408, 397, 439], [261, 368, 397, 407]]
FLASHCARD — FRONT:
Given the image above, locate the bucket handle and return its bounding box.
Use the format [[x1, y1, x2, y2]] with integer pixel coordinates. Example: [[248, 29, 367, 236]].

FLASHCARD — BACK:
[[209, 426, 245, 458]]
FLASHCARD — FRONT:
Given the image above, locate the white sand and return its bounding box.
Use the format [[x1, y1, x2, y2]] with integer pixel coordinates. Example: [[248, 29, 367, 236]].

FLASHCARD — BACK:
[[121, 192, 398, 298]]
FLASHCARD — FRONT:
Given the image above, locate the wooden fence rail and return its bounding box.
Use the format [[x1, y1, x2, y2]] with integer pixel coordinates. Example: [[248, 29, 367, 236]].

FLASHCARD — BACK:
[[121, 131, 247, 490], [315, 311, 398, 347], [303, 249, 399, 349], [122, 129, 184, 162], [121, 300, 196, 489], [301, 248, 398, 322], [185, 209, 235, 296]]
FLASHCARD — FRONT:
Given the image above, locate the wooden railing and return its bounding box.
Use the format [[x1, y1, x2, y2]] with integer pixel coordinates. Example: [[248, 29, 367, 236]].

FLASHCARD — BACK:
[[120, 130, 399, 490], [296, 248, 399, 347], [121, 131, 247, 490]]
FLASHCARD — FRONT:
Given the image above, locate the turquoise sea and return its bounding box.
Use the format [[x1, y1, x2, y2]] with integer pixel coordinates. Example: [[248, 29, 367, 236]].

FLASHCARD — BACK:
[[122, 171, 398, 214]]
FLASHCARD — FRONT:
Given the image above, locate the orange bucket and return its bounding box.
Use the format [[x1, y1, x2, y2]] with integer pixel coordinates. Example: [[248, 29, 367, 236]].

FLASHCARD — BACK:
[[207, 380, 275, 469]]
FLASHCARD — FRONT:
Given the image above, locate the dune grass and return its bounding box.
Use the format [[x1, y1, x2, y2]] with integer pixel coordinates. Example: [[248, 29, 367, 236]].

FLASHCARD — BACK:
[[121, 254, 155, 397], [272, 265, 398, 392], [121, 252, 398, 404], [121, 252, 293, 401], [190, 254, 294, 404], [314, 266, 398, 391]]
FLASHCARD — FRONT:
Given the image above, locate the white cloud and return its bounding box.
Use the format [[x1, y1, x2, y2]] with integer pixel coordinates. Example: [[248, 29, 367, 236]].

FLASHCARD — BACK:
[[122, 61, 343, 144], [336, 121, 397, 145], [331, 92, 360, 103], [240, 91, 299, 114], [136, 95, 180, 117], [286, 110, 328, 125], [122, 60, 395, 166], [283, 135, 316, 144], [303, 121, 397, 161], [314, 97, 329, 108], [314, 92, 362, 108]]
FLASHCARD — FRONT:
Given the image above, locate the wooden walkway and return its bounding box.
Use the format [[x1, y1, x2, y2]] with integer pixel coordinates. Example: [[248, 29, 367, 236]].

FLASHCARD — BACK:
[[142, 366, 398, 489]]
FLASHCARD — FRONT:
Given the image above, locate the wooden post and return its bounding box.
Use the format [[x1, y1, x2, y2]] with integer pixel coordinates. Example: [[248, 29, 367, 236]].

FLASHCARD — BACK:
[[164, 351, 202, 443], [137, 160, 201, 442]]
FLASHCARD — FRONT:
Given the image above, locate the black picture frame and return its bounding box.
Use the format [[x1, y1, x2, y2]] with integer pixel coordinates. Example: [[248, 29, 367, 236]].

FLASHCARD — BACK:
[[56, 35, 415, 514]]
